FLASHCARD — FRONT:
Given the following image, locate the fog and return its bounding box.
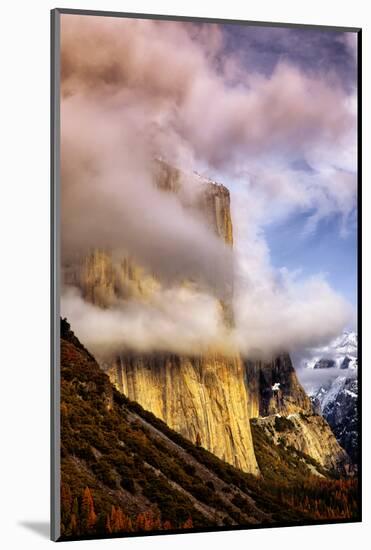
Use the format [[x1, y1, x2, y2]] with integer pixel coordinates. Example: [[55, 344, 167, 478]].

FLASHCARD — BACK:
[[60, 15, 356, 360], [62, 97, 232, 295]]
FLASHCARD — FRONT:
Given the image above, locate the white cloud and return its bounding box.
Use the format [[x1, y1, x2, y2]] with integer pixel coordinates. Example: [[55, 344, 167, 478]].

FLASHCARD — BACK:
[[60, 15, 357, 360]]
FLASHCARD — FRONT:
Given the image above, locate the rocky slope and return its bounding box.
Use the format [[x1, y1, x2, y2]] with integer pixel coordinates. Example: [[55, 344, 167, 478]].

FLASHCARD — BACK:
[[251, 413, 351, 475], [59, 319, 358, 540]]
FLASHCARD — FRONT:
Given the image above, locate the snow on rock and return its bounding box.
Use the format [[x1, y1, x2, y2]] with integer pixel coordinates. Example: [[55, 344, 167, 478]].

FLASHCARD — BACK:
[[302, 331, 358, 466], [311, 375, 358, 465], [304, 331, 358, 370]]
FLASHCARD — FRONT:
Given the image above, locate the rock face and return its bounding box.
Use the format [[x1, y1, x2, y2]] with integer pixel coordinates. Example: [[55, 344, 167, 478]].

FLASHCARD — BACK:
[[106, 352, 259, 474], [251, 413, 351, 475], [154, 159, 234, 245], [245, 354, 312, 417], [314, 359, 336, 369], [63, 161, 350, 477], [64, 162, 260, 474], [100, 164, 257, 474], [245, 354, 352, 475], [67, 249, 159, 309], [64, 159, 233, 311]]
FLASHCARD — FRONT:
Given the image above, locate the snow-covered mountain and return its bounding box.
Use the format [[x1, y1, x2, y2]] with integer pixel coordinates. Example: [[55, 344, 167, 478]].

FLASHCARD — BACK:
[[305, 331, 357, 370], [311, 374, 358, 464], [302, 331, 358, 465]]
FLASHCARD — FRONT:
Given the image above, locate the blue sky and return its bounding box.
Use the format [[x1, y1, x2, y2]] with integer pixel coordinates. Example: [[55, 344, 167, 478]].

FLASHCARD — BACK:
[[265, 210, 357, 307], [221, 24, 357, 90], [219, 24, 358, 316]]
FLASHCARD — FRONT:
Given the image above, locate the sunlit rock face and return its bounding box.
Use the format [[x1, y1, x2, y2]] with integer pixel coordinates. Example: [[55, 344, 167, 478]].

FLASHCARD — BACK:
[[244, 355, 350, 475], [63, 159, 233, 309], [101, 166, 259, 474], [154, 159, 234, 246], [67, 249, 159, 308], [63, 162, 261, 474], [251, 413, 352, 475], [63, 161, 349, 476], [105, 352, 260, 475]]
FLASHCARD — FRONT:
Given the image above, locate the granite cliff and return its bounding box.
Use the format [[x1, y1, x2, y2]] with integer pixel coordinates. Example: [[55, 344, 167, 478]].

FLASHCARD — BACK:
[[245, 354, 312, 417], [105, 352, 259, 474], [63, 161, 351, 476]]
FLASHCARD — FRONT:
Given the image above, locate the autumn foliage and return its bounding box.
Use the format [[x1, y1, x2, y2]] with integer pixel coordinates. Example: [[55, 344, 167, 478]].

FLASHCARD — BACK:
[[60, 483, 193, 538], [59, 319, 359, 541]]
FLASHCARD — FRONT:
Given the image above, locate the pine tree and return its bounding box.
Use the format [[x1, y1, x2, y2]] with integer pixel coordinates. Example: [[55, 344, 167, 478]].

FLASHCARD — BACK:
[[115, 508, 125, 531], [162, 520, 172, 530], [135, 512, 146, 531], [69, 496, 79, 535], [111, 505, 123, 532], [182, 517, 193, 529], [61, 483, 72, 527], [140, 510, 151, 531], [105, 513, 112, 534], [70, 513, 78, 535], [81, 486, 97, 532]]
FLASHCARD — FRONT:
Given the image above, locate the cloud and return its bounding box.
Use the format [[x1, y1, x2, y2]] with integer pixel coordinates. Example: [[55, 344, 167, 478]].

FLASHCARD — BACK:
[[61, 264, 352, 360], [61, 285, 230, 357], [233, 266, 352, 358], [61, 15, 355, 169], [297, 366, 357, 396], [60, 14, 357, 232], [60, 14, 356, 360], [61, 96, 232, 295]]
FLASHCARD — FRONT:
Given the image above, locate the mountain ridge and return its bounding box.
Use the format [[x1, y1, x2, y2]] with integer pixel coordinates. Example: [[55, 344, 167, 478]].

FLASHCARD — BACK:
[[59, 318, 358, 540], [302, 330, 358, 464]]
